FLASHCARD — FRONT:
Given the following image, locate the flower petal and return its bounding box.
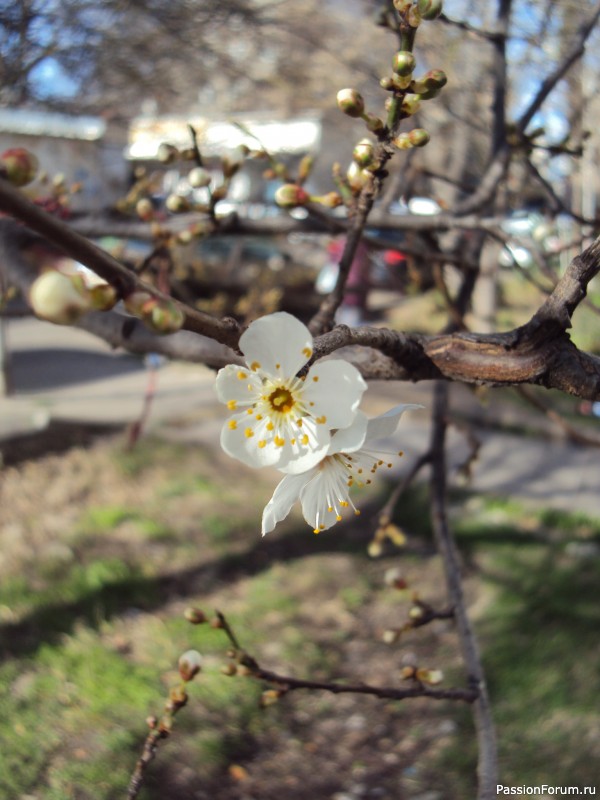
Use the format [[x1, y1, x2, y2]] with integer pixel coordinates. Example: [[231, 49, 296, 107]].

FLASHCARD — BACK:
[[221, 411, 330, 471], [215, 364, 262, 408], [262, 471, 314, 535], [303, 360, 367, 429], [239, 312, 313, 377], [298, 460, 350, 532], [364, 403, 423, 442], [329, 411, 368, 455]]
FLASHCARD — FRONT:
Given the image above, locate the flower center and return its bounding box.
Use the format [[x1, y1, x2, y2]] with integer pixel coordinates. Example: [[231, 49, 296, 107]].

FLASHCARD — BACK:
[[268, 386, 295, 414]]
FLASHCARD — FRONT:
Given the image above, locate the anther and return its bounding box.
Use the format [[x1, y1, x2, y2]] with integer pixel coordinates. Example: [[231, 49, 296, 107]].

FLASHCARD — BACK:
[[245, 429, 254, 438], [227, 400, 237, 410], [228, 420, 238, 430]]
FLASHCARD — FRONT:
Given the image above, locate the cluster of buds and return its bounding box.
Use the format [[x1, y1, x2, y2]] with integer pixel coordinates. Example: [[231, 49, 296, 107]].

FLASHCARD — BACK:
[[29, 269, 117, 325], [124, 290, 185, 334], [0, 147, 39, 187], [393, 128, 430, 150]]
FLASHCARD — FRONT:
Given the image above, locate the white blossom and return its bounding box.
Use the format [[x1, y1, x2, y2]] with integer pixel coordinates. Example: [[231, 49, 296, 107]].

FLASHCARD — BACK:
[[262, 403, 422, 535], [216, 312, 367, 471]]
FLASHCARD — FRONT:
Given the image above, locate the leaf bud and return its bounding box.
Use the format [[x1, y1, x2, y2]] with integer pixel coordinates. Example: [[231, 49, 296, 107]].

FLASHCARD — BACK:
[[353, 138, 375, 168], [336, 88, 365, 118], [314, 191, 343, 209], [178, 649, 203, 682], [157, 143, 179, 164], [417, 0, 443, 19], [392, 51, 416, 77], [29, 270, 91, 325], [297, 154, 314, 183], [274, 183, 310, 209], [188, 167, 212, 188], [401, 94, 422, 116], [0, 147, 39, 186]]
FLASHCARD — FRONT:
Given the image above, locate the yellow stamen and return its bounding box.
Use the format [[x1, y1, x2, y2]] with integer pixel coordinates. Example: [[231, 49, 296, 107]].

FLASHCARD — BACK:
[[274, 436, 285, 447], [340, 501, 349, 508], [355, 510, 361, 516], [297, 419, 303, 427], [247, 408, 254, 415], [327, 506, 333, 513], [227, 400, 237, 410], [316, 415, 327, 424], [258, 440, 266, 449], [291, 438, 296, 445], [245, 428, 254, 438], [312, 376, 319, 382], [256, 414, 263, 420], [336, 515, 342, 521], [266, 421, 274, 431], [250, 361, 261, 371], [237, 371, 247, 380], [301, 434, 309, 446], [302, 347, 312, 358], [228, 420, 238, 430]]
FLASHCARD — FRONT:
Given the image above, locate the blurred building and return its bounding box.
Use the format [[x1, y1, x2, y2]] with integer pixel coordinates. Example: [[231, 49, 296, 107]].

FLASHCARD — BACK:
[[0, 108, 128, 211]]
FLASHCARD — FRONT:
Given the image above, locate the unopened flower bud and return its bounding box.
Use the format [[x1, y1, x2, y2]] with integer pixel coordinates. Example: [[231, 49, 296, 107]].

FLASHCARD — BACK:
[[412, 69, 447, 94], [353, 138, 375, 168], [346, 162, 371, 192], [124, 290, 154, 317], [384, 568, 408, 589], [29, 270, 90, 325], [168, 685, 188, 710], [260, 689, 283, 707], [408, 128, 430, 147], [221, 663, 238, 676], [157, 143, 179, 164], [416, 667, 444, 685], [409, 605, 425, 620], [89, 283, 118, 311], [188, 167, 212, 188], [184, 607, 207, 624], [417, 0, 443, 19], [400, 665, 417, 680], [165, 194, 191, 214], [146, 715, 158, 729], [147, 299, 185, 334], [380, 76, 395, 91], [274, 183, 310, 209], [210, 616, 224, 629], [336, 88, 365, 118], [382, 629, 400, 644], [401, 94, 422, 116], [392, 51, 416, 77], [176, 229, 194, 245], [393, 133, 413, 150], [368, 540, 384, 558], [364, 114, 385, 133], [136, 197, 154, 221], [178, 649, 203, 682], [0, 147, 39, 186]]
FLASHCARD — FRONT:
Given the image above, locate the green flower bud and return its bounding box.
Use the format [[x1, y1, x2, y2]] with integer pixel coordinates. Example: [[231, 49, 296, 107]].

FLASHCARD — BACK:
[[393, 51, 416, 77], [336, 88, 365, 118], [380, 76, 394, 91], [353, 138, 375, 168], [415, 667, 444, 685], [417, 0, 443, 19], [297, 154, 314, 183], [29, 270, 90, 325], [188, 167, 212, 188], [412, 69, 447, 93], [148, 299, 185, 334], [274, 183, 310, 209], [392, 133, 413, 150], [314, 191, 343, 209], [124, 290, 155, 318], [408, 128, 430, 147], [364, 114, 385, 133], [401, 94, 422, 116], [0, 148, 39, 187], [184, 607, 207, 624], [89, 283, 118, 311]]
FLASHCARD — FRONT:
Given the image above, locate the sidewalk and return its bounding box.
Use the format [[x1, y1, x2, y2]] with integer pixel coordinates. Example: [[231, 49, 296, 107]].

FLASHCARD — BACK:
[[1, 317, 599, 516]]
